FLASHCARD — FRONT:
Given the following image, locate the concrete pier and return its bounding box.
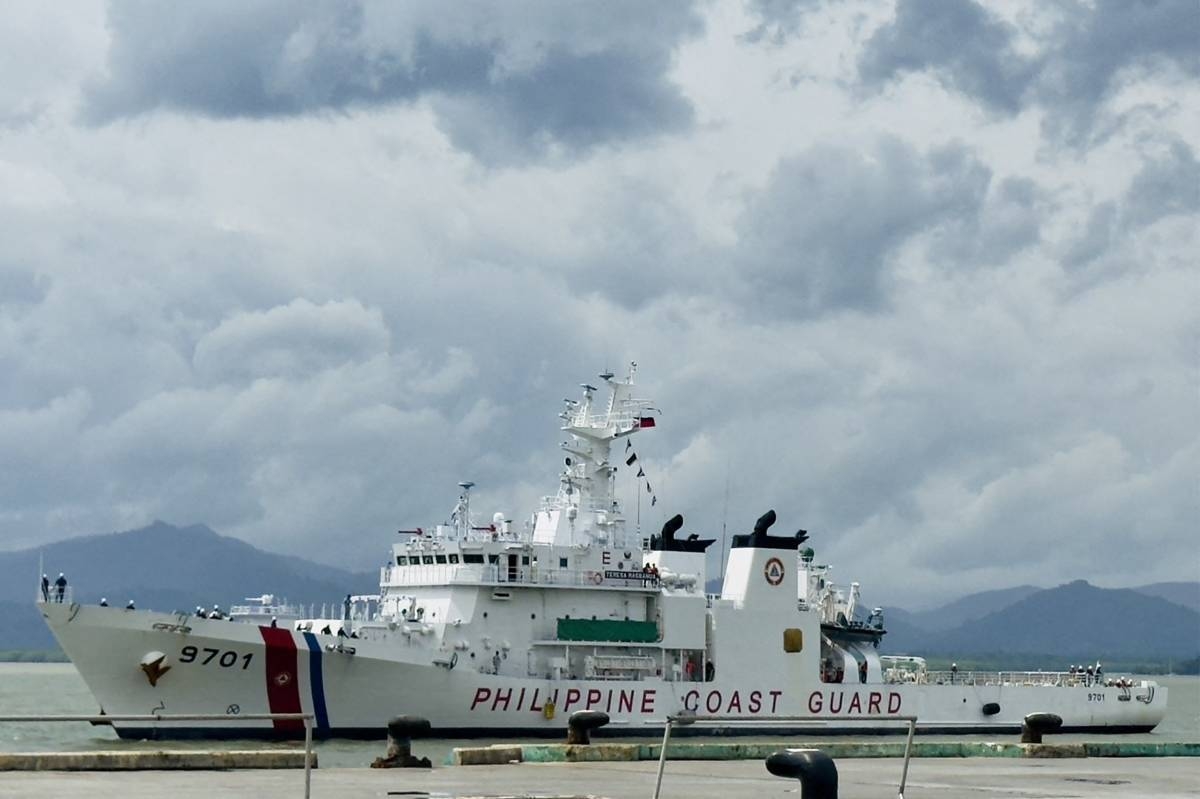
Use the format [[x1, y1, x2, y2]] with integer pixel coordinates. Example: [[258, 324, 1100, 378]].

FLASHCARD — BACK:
[[451, 739, 1200, 764], [0, 758, 1198, 799], [0, 750, 314, 771]]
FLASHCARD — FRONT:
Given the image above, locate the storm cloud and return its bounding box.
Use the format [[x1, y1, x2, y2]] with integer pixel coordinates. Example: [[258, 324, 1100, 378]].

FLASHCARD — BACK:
[[733, 138, 992, 316], [0, 0, 1195, 607], [859, 0, 1200, 142], [85, 1, 703, 163]]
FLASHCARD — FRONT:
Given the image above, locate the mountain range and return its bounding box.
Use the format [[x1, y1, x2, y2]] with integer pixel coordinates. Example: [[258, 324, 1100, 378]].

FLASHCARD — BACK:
[[879, 580, 1200, 661], [0, 521, 375, 651], [2, 522, 1197, 664]]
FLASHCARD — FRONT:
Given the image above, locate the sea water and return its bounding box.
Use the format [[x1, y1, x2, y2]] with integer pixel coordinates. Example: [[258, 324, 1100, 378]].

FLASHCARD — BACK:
[[1, 663, 1197, 768]]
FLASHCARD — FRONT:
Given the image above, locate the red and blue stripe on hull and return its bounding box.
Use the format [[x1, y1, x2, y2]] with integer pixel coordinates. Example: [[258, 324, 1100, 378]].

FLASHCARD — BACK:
[[258, 626, 329, 733]]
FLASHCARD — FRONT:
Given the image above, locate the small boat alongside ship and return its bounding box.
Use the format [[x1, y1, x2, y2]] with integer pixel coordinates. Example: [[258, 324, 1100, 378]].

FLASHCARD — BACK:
[[39, 365, 1168, 739]]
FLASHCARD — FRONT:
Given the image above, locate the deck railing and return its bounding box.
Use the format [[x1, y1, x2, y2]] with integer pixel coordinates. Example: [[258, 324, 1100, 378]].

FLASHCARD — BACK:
[[35, 587, 74, 605], [0, 712, 314, 799], [652, 712, 918, 799], [381, 563, 660, 590], [898, 669, 1109, 688]]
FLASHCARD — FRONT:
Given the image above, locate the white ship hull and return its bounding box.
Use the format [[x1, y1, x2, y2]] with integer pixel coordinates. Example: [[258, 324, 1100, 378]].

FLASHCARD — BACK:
[[42, 602, 1167, 740]]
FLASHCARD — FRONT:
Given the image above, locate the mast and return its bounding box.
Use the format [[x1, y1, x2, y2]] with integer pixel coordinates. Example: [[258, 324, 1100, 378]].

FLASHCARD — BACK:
[[531, 362, 657, 550], [451, 481, 475, 539]]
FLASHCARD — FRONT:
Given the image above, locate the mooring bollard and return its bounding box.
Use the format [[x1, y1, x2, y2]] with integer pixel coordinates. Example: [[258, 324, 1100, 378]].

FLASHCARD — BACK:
[[370, 715, 432, 768], [765, 749, 838, 799], [566, 710, 609, 745], [1021, 712, 1063, 744]]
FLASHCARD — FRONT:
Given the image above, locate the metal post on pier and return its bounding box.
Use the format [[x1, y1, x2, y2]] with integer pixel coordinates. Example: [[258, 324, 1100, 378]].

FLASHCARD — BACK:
[[897, 712, 915, 797], [303, 713, 313, 796], [651, 714, 919, 799]]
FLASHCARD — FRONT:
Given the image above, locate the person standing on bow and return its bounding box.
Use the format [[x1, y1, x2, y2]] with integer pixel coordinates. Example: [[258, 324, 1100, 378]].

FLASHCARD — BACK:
[[41, 574, 50, 602], [54, 573, 67, 603]]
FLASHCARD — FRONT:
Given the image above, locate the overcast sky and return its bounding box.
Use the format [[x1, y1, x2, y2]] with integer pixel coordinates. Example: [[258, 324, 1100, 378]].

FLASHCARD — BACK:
[[1, 0, 1196, 608]]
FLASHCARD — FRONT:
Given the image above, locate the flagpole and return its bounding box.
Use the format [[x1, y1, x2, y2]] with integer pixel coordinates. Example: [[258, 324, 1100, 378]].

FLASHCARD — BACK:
[[636, 473, 641, 534]]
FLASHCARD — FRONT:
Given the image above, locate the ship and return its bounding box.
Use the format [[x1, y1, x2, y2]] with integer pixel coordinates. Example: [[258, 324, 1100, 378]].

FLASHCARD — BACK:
[[39, 364, 1167, 739]]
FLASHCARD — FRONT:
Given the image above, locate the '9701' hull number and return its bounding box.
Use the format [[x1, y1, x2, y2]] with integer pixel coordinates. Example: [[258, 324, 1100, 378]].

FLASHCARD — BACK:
[[180, 645, 253, 670]]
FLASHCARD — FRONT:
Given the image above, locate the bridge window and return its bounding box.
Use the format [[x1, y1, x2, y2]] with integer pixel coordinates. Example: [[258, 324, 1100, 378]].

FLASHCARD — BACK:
[[463, 554, 484, 564], [448, 554, 460, 564], [396, 556, 408, 565], [435, 555, 447, 564], [422, 555, 434, 564]]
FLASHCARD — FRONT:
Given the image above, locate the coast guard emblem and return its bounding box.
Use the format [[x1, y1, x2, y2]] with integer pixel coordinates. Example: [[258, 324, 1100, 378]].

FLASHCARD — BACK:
[[139, 651, 172, 686], [764, 557, 785, 586]]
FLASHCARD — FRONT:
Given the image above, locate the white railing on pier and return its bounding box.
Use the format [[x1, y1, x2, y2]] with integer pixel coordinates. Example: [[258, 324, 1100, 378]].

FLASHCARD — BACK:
[[652, 713, 919, 799], [0, 712, 314, 799]]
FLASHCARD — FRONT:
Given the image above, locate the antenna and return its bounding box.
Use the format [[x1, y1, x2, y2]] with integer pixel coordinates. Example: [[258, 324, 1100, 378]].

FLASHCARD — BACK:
[[719, 467, 730, 582]]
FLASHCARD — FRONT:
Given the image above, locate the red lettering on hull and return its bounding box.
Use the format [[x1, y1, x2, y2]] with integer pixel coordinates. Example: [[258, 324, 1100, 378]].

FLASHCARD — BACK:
[[467, 685, 792, 718], [471, 688, 491, 711], [807, 690, 904, 715]]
